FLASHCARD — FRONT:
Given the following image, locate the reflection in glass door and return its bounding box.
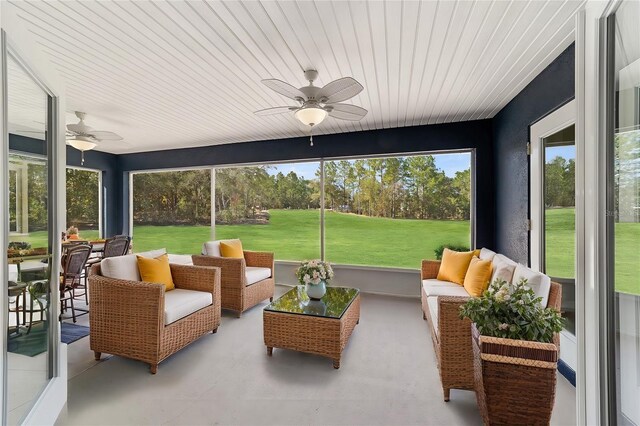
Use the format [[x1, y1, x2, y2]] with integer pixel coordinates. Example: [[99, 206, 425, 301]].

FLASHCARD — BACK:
[[612, 2, 640, 424], [5, 52, 53, 424], [543, 125, 576, 334]]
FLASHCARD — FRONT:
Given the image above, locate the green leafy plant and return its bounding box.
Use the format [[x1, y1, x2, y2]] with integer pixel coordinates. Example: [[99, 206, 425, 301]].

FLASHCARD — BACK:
[[459, 278, 564, 343], [434, 244, 470, 260], [295, 260, 334, 286], [8, 241, 31, 250]]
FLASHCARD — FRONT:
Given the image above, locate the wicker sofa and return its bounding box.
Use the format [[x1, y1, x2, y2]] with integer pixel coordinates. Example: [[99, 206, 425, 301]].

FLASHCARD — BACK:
[[421, 248, 562, 401], [192, 240, 275, 317], [88, 250, 221, 374]]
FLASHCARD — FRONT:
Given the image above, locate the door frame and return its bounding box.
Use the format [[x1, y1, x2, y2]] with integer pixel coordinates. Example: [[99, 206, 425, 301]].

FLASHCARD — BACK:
[[1, 2, 68, 424]]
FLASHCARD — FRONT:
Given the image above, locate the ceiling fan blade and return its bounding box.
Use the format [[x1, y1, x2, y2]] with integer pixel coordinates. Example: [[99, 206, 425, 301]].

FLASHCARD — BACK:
[[254, 106, 299, 116], [319, 77, 363, 103], [89, 130, 123, 141], [261, 79, 306, 101], [326, 103, 368, 121], [67, 123, 92, 134]]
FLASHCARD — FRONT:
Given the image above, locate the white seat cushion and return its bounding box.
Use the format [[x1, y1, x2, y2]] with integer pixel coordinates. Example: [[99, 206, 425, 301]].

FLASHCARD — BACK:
[[245, 266, 271, 286], [479, 248, 496, 261], [101, 248, 166, 281], [422, 279, 470, 297], [164, 289, 212, 325], [427, 296, 440, 337], [490, 254, 517, 285], [167, 254, 193, 265], [512, 264, 551, 308]]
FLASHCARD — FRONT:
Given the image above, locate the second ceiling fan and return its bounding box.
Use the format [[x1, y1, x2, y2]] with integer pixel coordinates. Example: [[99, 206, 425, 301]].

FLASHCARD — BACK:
[[255, 69, 367, 145]]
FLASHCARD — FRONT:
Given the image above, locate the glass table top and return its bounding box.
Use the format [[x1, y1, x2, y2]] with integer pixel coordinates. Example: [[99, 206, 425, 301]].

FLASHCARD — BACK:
[[265, 286, 359, 319]]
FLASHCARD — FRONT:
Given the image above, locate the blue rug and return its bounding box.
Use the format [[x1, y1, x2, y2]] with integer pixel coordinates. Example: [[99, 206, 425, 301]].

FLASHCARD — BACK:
[[61, 322, 90, 344]]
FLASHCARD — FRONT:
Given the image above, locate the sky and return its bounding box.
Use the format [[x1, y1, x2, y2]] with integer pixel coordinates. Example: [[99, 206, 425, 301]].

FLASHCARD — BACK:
[[266, 152, 472, 180], [546, 145, 576, 162]]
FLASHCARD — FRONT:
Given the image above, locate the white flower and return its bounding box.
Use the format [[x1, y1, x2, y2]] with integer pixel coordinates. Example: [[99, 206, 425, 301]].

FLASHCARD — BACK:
[[312, 277, 321, 285], [503, 294, 511, 301], [498, 323, 509, 330]]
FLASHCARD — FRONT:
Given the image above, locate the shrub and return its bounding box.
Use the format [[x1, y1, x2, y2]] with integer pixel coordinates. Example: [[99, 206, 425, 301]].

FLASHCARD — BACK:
[[434, 244, 470, 260]]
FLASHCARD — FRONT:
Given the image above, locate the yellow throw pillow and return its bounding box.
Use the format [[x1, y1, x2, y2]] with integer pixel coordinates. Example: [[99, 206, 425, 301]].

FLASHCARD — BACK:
[[220, 239, 244, 258], [437, 248, 475, 285], [473, 249, 481, 257], [463, 256, 493, 297], [136, 254, 175, 291]]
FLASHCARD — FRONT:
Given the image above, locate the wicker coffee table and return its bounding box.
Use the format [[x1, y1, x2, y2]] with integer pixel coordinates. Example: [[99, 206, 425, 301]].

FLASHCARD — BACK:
[[263, 286, 360, 369]]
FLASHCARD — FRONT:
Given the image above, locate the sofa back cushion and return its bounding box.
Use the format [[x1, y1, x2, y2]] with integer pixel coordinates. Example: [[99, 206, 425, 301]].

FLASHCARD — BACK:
[[101, 248, 166, 281], [479, 248, 496, 261], [437, 248, 475, 285], [490, 254, 517, 285], [512, 264, 551, 307], [202, 241, 222, 257], [463, 257, 493, 297]]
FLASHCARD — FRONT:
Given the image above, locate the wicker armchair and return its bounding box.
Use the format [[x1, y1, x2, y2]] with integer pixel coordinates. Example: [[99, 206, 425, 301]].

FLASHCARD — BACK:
[[192, 250, 274, 317], [88, 263, 221, 374], [420, 259, 562, 401]]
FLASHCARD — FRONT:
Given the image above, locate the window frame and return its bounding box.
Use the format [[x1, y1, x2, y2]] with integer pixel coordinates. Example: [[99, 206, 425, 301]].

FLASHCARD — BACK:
[[127, 148, 476, 271]]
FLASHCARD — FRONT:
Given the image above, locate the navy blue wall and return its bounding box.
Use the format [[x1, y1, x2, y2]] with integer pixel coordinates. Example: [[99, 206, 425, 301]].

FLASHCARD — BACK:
[[119, 119, 495, 249], [492, 43, 575, 264], [9, 134, 122, 237]]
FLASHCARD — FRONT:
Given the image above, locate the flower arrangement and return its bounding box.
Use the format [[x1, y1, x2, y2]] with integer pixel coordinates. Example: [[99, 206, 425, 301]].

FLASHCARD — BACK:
[[295, 259, 334, 286], [459, 278, 563, 343]]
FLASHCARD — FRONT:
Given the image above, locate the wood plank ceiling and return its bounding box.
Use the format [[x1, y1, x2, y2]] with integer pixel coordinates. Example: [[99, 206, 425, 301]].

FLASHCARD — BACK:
[[7, 0, 585, 154]]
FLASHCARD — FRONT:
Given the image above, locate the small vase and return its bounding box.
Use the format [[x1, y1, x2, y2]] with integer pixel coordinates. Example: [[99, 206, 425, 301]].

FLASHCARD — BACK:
[[306, 281, 326, 300]]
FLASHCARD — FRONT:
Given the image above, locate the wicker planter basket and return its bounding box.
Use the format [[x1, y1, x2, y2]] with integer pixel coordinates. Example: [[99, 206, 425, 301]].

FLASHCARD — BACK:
[[471, 324, 558, 425]]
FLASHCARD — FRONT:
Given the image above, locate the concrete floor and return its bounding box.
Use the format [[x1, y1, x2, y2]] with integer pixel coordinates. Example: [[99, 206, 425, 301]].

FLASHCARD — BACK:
[[56, 286, 576, 425]]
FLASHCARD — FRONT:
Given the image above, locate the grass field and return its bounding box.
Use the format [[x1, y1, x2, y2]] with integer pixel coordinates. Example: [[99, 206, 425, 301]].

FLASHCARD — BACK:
[[10, 209, 639, 295]]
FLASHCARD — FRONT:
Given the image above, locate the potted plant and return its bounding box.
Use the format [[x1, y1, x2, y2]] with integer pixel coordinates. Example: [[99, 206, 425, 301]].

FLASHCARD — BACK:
[[295, 260, 334, 300], [460, 279, 563, 425]]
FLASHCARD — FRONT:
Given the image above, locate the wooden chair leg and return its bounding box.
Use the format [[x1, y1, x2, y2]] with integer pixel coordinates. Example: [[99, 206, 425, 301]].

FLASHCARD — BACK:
[[443, 387, 450, 402], [212, 328, 218, 334], [269, 297, 273, 302], [150, 364, 158, 374], [94, 352, 102, 361], [69, 291, 77, 323]]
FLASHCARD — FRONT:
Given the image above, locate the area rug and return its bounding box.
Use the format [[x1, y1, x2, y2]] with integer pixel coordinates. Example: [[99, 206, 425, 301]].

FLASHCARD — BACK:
[[7, 322, 90, 357], [61, 322, 90, 344]]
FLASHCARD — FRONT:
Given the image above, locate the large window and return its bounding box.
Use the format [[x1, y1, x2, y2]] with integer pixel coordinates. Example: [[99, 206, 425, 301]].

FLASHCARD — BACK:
[[130, 152, 473, 268], [324, 153, 471, 268], [8, 154, 48, 248], [66, 167, 101, 240], [214, 162, 321, 261], [132, 169, 212, 254]]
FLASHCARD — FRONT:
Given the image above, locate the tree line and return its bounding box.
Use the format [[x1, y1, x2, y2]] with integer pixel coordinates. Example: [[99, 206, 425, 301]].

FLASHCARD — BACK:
[[544, 156, 575, 208], [133, 155, 473, 225]]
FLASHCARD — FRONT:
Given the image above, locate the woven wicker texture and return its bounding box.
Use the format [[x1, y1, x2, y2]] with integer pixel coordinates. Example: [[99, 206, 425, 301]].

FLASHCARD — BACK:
[[192, 250, 275, 316], [264, 295, 360, 369], [472, 324, 558, 425], [421, 259, 563, 402], [88, 262, 221, 374]]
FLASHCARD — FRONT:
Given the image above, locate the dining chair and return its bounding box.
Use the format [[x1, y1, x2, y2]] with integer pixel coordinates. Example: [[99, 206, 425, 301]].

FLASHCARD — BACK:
[[60, 244, 91, 323]]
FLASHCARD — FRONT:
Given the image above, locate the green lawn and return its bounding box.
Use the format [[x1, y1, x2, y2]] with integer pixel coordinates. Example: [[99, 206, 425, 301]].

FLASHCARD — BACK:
[[132, 209, 469, 269], [545, 208, 639, 295]]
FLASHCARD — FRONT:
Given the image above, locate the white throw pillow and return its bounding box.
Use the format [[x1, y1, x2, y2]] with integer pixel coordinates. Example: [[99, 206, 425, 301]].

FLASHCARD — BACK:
[[490, 254, 517, 285], [202, 241, 222, 257], [101, 248, 166, 281], [512, 264, 551, 308], [479, 248, 496, 261], [167, 254, 193, 265]]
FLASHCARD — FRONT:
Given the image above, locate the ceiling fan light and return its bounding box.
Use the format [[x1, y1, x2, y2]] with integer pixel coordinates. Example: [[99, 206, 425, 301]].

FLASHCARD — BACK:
[[295, 106, 327, 127], [67, 137, 97, 152]]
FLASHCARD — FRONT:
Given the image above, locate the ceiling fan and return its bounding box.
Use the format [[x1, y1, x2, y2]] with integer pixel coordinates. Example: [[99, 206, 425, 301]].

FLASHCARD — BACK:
[[255, 70, 367, 145], [66, 111, 123, 164]]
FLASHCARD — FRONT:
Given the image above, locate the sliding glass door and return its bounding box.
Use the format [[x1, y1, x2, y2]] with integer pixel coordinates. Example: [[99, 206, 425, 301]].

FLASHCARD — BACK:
[[611, 3, 640, 424]]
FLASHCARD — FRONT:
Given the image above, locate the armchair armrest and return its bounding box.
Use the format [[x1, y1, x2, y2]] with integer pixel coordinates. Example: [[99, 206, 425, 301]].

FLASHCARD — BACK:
[[191, 255, 246, 288], [243, 250, 274, 271], [421, 260, 441, 280], [88, 274, 164, 348], [171, 263, 220, 296], [438, 295, 472, 336]]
